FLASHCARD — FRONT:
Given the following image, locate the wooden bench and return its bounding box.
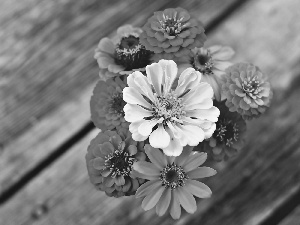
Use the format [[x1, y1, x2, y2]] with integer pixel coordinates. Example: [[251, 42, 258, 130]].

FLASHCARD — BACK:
[[1, 0, 300, 224]]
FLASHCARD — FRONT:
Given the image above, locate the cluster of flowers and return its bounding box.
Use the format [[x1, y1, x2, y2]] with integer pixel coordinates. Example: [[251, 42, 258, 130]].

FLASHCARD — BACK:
[[86, 8, 272, 219]]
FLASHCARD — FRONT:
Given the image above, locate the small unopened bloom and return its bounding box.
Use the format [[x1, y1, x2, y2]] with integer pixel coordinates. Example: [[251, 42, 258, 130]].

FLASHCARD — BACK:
[[207, 100, 246, 161], [140, 8, 207, 59], [123, 60, 219, 156], [133, 145, 216, 219], [178, 46, 234, 101], [90, 77, 128, 131], [94, 25, 153, 81], [222, 62, 272, 119], [85, 129, 146, 197]]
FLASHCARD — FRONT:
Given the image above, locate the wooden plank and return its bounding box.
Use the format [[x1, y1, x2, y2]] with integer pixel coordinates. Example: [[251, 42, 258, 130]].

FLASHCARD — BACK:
[[279, 205, 300, 225], [0, 0, 241, 199], [0, 0, 172, 146], [0, 0, 180, 196], [1, 0, 300, 225]]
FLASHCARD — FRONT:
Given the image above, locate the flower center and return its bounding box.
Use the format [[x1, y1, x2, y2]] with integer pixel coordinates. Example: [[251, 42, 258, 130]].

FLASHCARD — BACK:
[[104, 148, 135, 178], [110, 93, 126, 116], [158, 13, 185, 36], [153, 92, 186, 124], [160, 163, 188, 189], [213, 119, 239, 147], [192, 50, 214, 75], [242, 76, 262, 99], [115, 34, 152, 70]]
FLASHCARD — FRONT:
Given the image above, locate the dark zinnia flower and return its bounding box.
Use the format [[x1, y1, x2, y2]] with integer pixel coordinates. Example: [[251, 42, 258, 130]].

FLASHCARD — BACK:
[[85, 129, 146, 197], [90, 77, 128, 131], [139, 8, 207, 59], [94, 25, 153, 81]]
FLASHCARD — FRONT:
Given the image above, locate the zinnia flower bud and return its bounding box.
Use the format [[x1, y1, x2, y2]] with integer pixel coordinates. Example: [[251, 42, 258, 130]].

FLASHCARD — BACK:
[[222, 62, 272, 119], [139, 8, 207, 59], [85, 129, 146, 197], [198, 100, 247, 161]]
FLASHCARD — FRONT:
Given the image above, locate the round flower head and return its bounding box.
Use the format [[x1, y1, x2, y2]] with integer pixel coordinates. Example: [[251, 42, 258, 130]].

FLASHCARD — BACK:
[[202, 100, 246, 161], [85, 129, 146, 197], [222, 62, 272, 119], [178, 46, 234, 101], [90, 77, 128, 131], [133, 145, 216, 219], [94, 24, 153, 80], [123, 60, 220, 156], [140, 8, 207, 59]]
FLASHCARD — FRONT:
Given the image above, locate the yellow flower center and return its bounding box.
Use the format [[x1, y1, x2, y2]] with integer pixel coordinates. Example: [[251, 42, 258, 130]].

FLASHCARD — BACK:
[[153, 92, 186, 124], [214, 119, 239, 147], [192, 50, 214, 75], [242, 76, 262, 99], [115, 34, 152, 70], [105, 148, 135, 178], [160, 163, 188, 189], [158, 13, 185, 36]]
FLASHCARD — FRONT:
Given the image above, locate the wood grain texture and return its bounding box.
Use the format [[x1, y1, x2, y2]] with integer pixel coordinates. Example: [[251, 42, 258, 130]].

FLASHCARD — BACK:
[[0, 0, 240, 197], [0, 0, 172, 145], [0, 0, 178, 194], [279, 205, 300, 225], [1, 0, 300, 224]]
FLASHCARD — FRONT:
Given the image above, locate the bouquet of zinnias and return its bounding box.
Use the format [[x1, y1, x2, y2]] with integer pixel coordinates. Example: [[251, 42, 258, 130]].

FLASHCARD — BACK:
[[86, 8, 272, 219]]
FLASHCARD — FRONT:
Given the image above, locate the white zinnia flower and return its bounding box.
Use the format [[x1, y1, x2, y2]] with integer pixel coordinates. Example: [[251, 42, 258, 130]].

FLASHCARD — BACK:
[[123, 60, 220, 156]]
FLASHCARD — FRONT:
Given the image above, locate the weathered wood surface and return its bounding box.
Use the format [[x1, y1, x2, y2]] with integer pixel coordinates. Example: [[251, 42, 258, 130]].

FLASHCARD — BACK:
[[1, 0, 300, 224], [0, 0, 242, 199], [280, 206, 300, 225]]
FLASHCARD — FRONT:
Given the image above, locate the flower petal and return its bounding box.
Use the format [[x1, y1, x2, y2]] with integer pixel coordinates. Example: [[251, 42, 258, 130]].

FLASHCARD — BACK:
[[177, 124, 205, 146], [97, 38, 115, 54], [183, 152, 207, 172], [129, 120, 149, 141], [123, 87, 152, 108], [133, 73, 156, 102], [99, 142, 114, 155], [133, 161, 160, 176], [149, 125, 170, 149], [138, 120, 159, 137], [146, 62, 163, 95], [144, 144, 167, 169], [92, 157, 105, 170], [124, 104, 152, 122], [174, 146, 194, 166], [170, 191, 181, 219], [187, 167, 217, 179], [158, 60, 178, 93], [183, 82, 214, 106], [131, 170, 157, 180], [156, 188, 171, 216], [115, 175, 125, 186], [175, 68, 201, 96], [202, 74, 222, 101], [212, 46, 234, 60], [186, 106, 220, 122], [136, 180, 162, 198], [142, 186, 165, 211], [176, 187, 197, 214], [161, 128, 183, 156], [185, 180, 212, 198], [214, 61, 232, 71]]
